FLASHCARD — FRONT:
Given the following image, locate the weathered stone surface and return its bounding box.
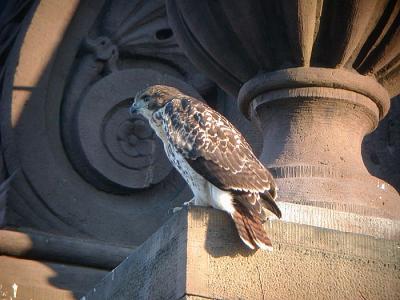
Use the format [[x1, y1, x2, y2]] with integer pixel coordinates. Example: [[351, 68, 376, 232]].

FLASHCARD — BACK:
[[84, 206, 188, 300], [279, 202, 400, 240], [251, 82, 399, 219], [0, 0, 194, 246], [167, 1, 400, 97], [0, 0, 265, 250], [0, 1, 399, 298], [167, 0, 400, 220], [0, 255, 107, 299], [84, 207, 400, 300]]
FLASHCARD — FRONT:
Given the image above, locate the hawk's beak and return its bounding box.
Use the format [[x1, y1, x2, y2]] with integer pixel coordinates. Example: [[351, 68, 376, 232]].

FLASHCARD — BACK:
[[129, 104, 138, 117], [130, 98, 143, 117]]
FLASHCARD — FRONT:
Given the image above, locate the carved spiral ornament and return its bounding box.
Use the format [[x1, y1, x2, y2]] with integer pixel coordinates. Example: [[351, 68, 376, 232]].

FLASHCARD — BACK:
[[62, 63, 198, 192], [0, 0, 209, 244]]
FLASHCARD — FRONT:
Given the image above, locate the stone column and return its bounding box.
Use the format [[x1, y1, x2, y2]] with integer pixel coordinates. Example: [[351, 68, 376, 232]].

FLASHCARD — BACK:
[[166, 0, 400, 228], [238, 67, 398, 219]]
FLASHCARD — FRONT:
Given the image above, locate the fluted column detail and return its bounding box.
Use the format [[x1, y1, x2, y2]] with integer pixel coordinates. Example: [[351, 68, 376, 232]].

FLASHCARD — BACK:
[[167, 0, 400, 221]]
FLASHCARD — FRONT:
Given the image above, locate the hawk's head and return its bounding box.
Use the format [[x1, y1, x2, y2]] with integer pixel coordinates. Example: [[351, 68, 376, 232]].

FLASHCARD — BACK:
[[130, 85, 183, 117]]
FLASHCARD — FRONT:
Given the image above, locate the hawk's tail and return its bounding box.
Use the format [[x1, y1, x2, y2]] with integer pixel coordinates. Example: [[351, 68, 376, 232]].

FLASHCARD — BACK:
[[231, 203, 273, 251]]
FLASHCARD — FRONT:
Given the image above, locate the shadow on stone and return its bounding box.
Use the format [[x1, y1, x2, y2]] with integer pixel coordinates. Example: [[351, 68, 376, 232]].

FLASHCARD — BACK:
[[190, 206, 257, 258]]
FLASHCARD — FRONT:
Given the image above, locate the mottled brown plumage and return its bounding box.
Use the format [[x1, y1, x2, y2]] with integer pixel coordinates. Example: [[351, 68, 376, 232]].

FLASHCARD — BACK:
[[130, 85, 281, 250]]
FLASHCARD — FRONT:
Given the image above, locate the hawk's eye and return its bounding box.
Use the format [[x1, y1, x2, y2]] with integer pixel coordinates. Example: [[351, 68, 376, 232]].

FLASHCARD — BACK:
[[142, 95, 150, 102]]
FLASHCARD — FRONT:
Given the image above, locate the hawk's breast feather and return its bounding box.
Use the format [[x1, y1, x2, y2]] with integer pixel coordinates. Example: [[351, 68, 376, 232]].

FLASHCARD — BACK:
[[163, 98, 278, 201]]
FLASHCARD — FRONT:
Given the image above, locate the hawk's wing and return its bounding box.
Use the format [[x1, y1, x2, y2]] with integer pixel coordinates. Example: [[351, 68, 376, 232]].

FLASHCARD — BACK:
[[163, 97, 280, 218]]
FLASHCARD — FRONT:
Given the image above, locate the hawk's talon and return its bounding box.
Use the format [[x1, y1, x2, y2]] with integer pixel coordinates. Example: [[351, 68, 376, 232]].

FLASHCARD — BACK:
[[183, 198, 195, 206]]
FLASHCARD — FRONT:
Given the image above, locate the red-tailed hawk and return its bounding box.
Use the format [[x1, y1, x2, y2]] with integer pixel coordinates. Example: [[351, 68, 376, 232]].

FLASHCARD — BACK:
[[130, 85, 281, 250]]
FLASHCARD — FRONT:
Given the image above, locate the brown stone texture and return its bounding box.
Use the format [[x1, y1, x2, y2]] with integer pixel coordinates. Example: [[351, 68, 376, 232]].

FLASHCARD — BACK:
[[0, 0, 261, 247], [0, 0, 398, 248], [167, 0, 400, 97], [167, 0, 400, 220], [0, 255, 107, 299], [0, 0, 196, 245], [0, 2, 263, 297], [84, 207, 400, 300], [0, 1, 399, 298]]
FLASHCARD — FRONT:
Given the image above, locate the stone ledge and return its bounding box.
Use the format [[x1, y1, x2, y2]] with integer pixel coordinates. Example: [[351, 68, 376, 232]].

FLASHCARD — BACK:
[[278, 201, 400, 240], [0, 255, 107, 299], [84, 207, 400, 300]]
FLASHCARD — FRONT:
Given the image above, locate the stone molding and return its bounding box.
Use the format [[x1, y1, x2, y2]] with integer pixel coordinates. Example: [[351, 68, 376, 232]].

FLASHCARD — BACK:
[[238, 67, 390, 120]]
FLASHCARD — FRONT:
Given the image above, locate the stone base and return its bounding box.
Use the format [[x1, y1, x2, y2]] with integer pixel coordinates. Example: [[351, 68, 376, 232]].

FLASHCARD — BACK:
[[84, 207, 400, 300]]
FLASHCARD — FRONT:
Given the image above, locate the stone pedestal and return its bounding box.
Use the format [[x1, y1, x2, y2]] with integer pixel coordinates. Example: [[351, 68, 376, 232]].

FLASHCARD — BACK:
[[238, 67, 400, 219], [166, 0, 400, 222], [84, 207, 400, 300]]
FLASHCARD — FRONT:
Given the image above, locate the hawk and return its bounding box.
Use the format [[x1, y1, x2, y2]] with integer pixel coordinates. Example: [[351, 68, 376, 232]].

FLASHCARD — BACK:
[[130, 85, 281, 250]]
